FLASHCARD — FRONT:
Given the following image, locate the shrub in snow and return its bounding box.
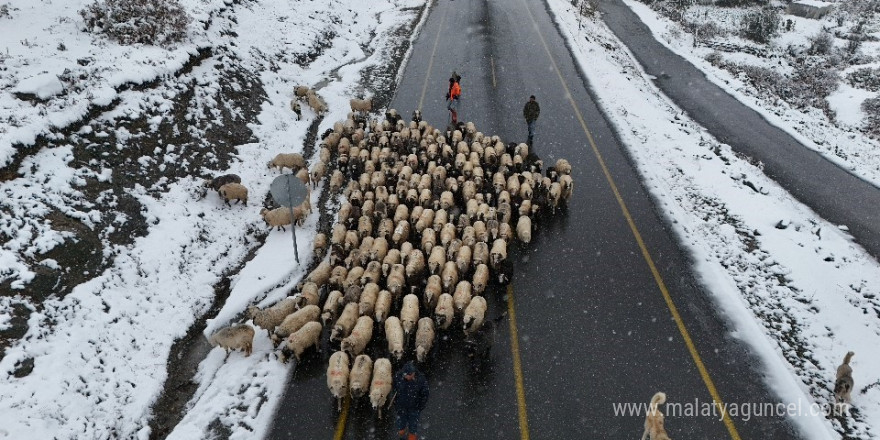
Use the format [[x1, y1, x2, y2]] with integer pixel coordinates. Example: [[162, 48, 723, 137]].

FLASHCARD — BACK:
[[716, 0, 767, 7], [862, 97, 880, 138], [807, 32, 833, 55], [847, 67, 880, 92], [0, 3, 11, 19], [740, 8, 780, 44], [79, 0, 190, 46]]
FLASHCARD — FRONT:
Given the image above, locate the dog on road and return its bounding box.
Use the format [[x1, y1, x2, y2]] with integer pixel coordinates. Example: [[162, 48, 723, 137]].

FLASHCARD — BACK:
[[834, 351, 855, 404], [641, 392, 671, 440]]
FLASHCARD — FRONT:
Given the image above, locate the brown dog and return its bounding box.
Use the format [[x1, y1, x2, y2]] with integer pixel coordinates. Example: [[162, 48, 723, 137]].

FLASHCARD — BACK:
[[642, 392, 672, 440], [834, 351, 855, 404]]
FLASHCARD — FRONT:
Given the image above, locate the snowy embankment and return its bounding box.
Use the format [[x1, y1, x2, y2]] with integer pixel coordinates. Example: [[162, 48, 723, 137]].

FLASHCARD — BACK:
[[547, 1, 880, 439], [620, 0, 880, 188], [0, 0, 425, 439]]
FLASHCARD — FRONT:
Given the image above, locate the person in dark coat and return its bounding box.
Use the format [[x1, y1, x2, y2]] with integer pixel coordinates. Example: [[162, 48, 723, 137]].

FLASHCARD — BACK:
[[392, 361, 429, 440], [523, 95, 540, 146]]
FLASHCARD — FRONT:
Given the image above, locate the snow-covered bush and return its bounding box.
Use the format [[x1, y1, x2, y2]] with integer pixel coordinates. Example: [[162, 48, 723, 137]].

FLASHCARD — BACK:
[[807, 31, 833, 55], [715, 0, 767, 7], [863, 97, 880, 137], [723, 61, 838, 115], [0, 3, 12, 19], [740, 8, 780, 44], [847, 67, 880, 92], [79, 0, 190, 46]]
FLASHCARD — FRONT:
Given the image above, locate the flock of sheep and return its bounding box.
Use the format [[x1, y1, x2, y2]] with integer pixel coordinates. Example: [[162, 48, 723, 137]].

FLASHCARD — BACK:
[[206, 91, 574, 418]]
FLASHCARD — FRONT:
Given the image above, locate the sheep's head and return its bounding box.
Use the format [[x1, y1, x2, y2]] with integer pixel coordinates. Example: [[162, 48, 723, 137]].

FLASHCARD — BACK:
[[246, 305, 259, 319]]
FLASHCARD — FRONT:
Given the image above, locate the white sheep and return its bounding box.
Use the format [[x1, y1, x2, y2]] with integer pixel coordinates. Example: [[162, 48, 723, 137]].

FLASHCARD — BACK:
[[341, 315, 374, 358], [490, 238, 507, 269], [370, 358, 393, 419], [386, 264, 406, 300], [270, 304, 320, 346], [556, 158, 572, 175], [385, 316, 405, 360], [441, 261, 459, 294], [294, 85, 311, 97], [428, 246, 446, 275], [290, 99, 302, 120], [415, 317, 436, 364], [260, 207, 303, 231], [374, 289, 392, 323], [208, 324, 255, 357], [248, 297, 298, 334], [307, 90, 327, 114], [359, 282, 380, 317], [453, 281, 473, 314], [327, 351, 350, 411], [349, 354, 374, 400], [279, 321, 322, 363], [434, 293, 455, 330], [218, 183, 248, 206], [400, 294, 420, 340], [331, 302, 360, 342], [517, 215, 532, 243], [306, 261, 332, 287], [322, 290, 344, 325], [350, 98, 373, 113], [463, 296, 487, 336], [267, 153, 306, 171], [472, 264, 490, 295]]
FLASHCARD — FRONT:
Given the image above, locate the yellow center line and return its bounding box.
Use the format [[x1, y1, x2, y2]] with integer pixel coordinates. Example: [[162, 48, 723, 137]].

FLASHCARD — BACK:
[[517, 1, 742, 439], [333, 395, 350, 440], [507, 284, 531, 440], [417, 3, 449, 111]]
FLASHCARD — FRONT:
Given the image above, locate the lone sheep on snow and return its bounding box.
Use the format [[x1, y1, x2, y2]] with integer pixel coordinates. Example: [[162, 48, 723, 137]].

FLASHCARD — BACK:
[[307, 90, 328, 114], [267, 153, 306, 171], [370, 358, 393, 419], [279, 321, 322, 363], [218, 183, 248, 206], [385, 316, 405, 360], [270, 305, 320, 346], [260, 207, 305, 231], [349, 354, 374, 400], [327, 351, 350, 411], [294, 85, 311, 97], [208, 324, 255, 357], [415, 317, 436, 363], [248, 297, 298, 334], [199, 173, 241, 199], [350, 98, 373, 113], [290, 100, 302, 120], [342, 315, 374, 358]]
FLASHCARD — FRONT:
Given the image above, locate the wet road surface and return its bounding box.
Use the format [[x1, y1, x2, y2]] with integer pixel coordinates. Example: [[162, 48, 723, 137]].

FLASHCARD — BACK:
[[267, 0, 803, 438]]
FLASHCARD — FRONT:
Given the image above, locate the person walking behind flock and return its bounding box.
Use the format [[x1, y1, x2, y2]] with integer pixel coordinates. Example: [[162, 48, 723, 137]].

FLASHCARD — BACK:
[[523, 95, 540, 146], [446, 73, 462, 124], [393, 361, 429, 440]]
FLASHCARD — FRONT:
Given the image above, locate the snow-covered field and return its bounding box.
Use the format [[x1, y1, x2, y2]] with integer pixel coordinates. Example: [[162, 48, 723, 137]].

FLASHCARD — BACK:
[[2, 0, 880, 439], [619, 0, 880, 187], [0, 0, 425, 439], [548, 1, 880, 438]]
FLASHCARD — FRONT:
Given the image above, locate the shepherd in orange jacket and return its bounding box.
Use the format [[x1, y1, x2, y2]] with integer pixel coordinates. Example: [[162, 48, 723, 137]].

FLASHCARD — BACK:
[[446, 75, 461, 124]]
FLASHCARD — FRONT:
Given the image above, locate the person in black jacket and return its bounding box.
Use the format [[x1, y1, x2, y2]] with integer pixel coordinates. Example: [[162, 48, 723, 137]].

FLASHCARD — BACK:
[[523, 95, 540, 146], [392, 361, 429, 440]]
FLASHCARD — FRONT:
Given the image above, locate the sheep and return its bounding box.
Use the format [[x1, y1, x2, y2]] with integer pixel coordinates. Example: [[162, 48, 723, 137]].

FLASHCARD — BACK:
[[384, 316, 405, 360], [453, 281, 473, 315], [415, 317, 436, 363], [441, 224, 457, 247], [279, 321, 322, 363], [462, 226, 477, 248], [360, 259, 381, 284], [556, 158, 572, 176], [290, 99, 302, 120], [270, 305, 320, 346], [217, 183, 248, 206], [344, 266, 365, 290], [382, 249, 402, 277], [327, 351, 350, 411], [344, 230, 360, 253], [330, 170, 345, 194], [342, 316, 374, 358], [517, 215, 532, 243], [322, 290, 344, 325], [405, 249, 426, 286], [314, 233, 328, 260], [472, 264, 490, 295], [415, 208, 435, 234], [560, 174, 574, 203], [199, 173, 241, 199], [297, 282, 321, 309], [294, 85, 311, 97], [377, 218, 395, 241], [306, 261, 332, 287], [208, 324, 255, 357], [421, 228, 437, 254], [349, 354, 374, 400], [359, 282, 380, 317], [306, 90, 327, 114], [463, 296, 487, 335], [472, 241, 489, 267], [374, 289, 393, 323], [490, 238, 507, 269], [248, 297, 298, 334], [370, 237, 389, 262], [268, 153, 306, 171], [329, 266, 349, 289], [434, 293, 455, 330], [453, 245, 471, 275], [331, 302, 359, 342], [400, 294, 420, 340], [350, 98, 373, 113], [386, 264, 406, 300], [392, 220, 411, 246], [424, 275, 443, 310], [309, 161, 327, 187], [498, 223, 513, 242], [260, 207, 301, 231], [428, 246, 446, 275], [370, 358, 393, 419], [441, 261, 459, 294]]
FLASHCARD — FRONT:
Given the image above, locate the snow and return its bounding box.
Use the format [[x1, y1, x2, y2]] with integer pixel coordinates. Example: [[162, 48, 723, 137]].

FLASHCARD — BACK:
[[2, 0, 880, 439], [13, 73, 65, 100], [549, 1, 880, 438], [793, 0, 833, 9]]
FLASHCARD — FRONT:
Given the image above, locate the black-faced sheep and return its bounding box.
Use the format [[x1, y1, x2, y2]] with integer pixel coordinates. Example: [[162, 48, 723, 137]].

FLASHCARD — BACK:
[[208, 324, 255, 357]]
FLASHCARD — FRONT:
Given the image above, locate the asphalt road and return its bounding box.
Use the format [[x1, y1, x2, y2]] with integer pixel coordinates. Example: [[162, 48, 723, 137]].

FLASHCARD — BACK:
[[597, 0, 880, 262], [267, 0, 804, 438]]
